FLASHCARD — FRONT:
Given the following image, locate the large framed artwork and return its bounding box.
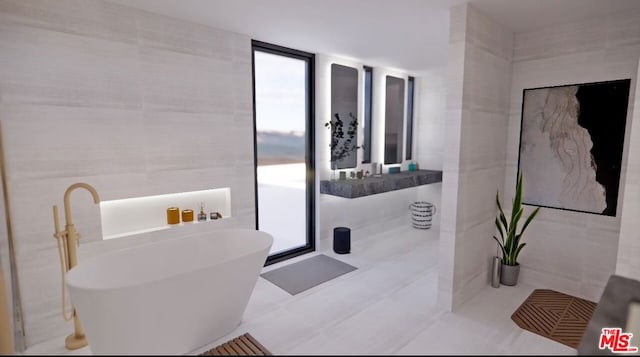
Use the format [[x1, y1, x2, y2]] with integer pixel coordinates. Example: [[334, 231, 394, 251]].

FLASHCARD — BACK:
[[517, 79, 631, 216]]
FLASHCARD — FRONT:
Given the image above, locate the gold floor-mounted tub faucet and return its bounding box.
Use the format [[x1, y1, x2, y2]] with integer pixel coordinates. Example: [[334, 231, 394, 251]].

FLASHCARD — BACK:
[[52, 183, 100, 350]]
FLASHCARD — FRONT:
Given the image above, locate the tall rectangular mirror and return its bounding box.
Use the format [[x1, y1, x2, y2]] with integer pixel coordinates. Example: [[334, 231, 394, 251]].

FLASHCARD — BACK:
[[331, 63, 359, 169], [384, 75, 405, 164]]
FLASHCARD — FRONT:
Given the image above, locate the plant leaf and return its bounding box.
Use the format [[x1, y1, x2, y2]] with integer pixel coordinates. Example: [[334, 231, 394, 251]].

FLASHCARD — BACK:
[[496, 191, 509, 232], [495, 217, 505, 244], [519, 206, 541, 236], [506, 208, 523, 253], [505, 209, 522, 261], [510, 208, 523, 234], [509, 176, 522, 227], [513, 242, 527, 263], [493, 173, 540, 266], [492, 235, 504, 250], [493, 236, 507, 261], [511, 233, 522, 257]]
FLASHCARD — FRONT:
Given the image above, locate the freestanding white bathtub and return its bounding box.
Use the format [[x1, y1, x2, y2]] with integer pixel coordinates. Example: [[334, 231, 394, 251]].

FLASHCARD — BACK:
[[66, 229, 273, 355]]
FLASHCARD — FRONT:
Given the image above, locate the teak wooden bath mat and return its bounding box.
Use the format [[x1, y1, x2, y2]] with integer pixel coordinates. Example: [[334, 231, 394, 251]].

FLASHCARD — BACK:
[[200, 333, 272, 356], [511, 289, 597, 349]]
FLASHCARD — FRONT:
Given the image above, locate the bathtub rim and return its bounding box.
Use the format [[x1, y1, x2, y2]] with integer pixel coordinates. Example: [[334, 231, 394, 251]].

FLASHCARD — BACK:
[[66, 228, 273, 292]]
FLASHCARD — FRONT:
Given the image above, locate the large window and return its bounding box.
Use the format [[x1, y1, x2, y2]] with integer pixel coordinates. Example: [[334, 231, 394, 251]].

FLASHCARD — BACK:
[[252, 40, 315, 265]]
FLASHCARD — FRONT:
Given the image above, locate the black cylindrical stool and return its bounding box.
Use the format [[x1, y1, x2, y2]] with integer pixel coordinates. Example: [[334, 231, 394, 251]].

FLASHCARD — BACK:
[[333, 227, 351, 254]]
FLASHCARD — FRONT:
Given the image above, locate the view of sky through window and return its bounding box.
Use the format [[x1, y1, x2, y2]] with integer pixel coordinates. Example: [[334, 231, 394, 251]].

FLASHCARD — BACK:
[[254, 51, 306, 134]]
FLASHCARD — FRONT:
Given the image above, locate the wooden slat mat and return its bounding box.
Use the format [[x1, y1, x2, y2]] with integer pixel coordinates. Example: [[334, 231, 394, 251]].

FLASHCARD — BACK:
[[200, 333, 272, 356], [511, 289, 597, 349]]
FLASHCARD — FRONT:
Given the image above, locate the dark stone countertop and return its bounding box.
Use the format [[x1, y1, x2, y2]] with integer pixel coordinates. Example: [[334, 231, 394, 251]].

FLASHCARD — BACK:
[[320, 169, 443, 199], [578, 275, 640, 355]]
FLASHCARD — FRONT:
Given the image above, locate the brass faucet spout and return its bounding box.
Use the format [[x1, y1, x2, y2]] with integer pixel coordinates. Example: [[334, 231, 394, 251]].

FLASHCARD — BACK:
[[57, 182, 100, 350], [63, 183, 100, 226]]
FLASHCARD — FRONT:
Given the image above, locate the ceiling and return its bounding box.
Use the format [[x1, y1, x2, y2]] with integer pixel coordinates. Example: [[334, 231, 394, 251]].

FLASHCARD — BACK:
[[111, 0, 640, 73]]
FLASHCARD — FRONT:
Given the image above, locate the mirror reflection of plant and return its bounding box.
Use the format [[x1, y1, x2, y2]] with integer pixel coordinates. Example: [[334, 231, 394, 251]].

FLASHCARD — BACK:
[[325, 112, 362, 170]]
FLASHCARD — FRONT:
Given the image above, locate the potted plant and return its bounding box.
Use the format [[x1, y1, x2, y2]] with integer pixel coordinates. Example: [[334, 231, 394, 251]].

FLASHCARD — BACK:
[[493, 172, 541, 286], [325, 112, 360, 180]]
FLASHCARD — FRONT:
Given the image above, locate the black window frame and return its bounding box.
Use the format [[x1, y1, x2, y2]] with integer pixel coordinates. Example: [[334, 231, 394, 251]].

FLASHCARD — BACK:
[[405, 76, 415, 161], [362, 66, 373, 164], [251, 40, 316, 266]]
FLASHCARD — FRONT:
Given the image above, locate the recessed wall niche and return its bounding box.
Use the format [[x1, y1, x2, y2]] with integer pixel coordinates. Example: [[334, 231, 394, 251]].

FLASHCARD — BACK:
[[100, 188, 231, 239], [330, 63, 359, 169]]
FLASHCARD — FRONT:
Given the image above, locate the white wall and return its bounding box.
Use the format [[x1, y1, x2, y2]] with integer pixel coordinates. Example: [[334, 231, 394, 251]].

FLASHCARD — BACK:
[[415, 67, 447, 172], [505, 7, 640, 300], [315, 54, 442, 244], [440, 3, 640, 311], [0, 0, 255, 346], [0, 0, 448, 347], [617, 59, 640, 281], [439, 3, 514, 311], [0, 159, 15, 350]]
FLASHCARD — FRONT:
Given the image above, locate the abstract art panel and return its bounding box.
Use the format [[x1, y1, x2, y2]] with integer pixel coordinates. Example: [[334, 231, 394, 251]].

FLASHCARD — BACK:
[[518, 79, 631, 216]]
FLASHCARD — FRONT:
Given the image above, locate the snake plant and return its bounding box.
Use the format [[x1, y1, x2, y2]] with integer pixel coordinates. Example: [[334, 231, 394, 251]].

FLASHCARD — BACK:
[[494, 172, 541, 266]]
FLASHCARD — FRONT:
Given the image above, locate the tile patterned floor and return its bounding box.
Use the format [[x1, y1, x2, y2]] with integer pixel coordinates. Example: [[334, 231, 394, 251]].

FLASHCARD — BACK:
[[24, 224, 575, 355]]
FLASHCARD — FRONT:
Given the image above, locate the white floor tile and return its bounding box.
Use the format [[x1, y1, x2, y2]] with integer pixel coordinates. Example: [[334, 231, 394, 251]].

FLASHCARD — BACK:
[[24, 224, 575, 355]]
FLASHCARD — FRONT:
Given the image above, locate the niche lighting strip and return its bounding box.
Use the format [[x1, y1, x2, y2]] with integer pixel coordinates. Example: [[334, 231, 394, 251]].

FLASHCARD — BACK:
[[100, 189, 226, 205], [100, 188, 230, 240]]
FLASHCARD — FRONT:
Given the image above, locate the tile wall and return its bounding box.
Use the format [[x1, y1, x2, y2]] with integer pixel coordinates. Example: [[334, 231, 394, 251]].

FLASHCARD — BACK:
[[0, 0, 254, 346]]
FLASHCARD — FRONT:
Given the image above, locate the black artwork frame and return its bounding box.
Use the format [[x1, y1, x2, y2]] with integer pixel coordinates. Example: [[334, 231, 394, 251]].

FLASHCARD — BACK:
[[516, 79, 631, 217]]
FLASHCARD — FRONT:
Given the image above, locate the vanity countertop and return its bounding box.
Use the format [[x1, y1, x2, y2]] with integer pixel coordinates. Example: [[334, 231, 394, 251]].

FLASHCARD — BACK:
[[577, 275, 640, 355], [320, 169, 442, 199]]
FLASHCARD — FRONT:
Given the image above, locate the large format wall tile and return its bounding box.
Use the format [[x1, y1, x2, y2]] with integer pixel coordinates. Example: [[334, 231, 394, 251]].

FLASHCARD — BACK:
[[415, 69, 446, 171], [0, 0, 255, 346], [462, 49, 512, 113], [514, 7, 640, 63], [459, 111, 509, 171], [0, 105, 146, 180], [232, 61, 254, 116], [0, 22, 141, 109], [142, 111, 237, 171], [506, 8, 640, 298], [464, 4, 514, 62], [138, 9, 235, 60], [617, 59, 640, 280], [439, 4, 513, 311], [0, 0, 138, 45], [140, 47, 235, 114], [455, 167, 505, 233]]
